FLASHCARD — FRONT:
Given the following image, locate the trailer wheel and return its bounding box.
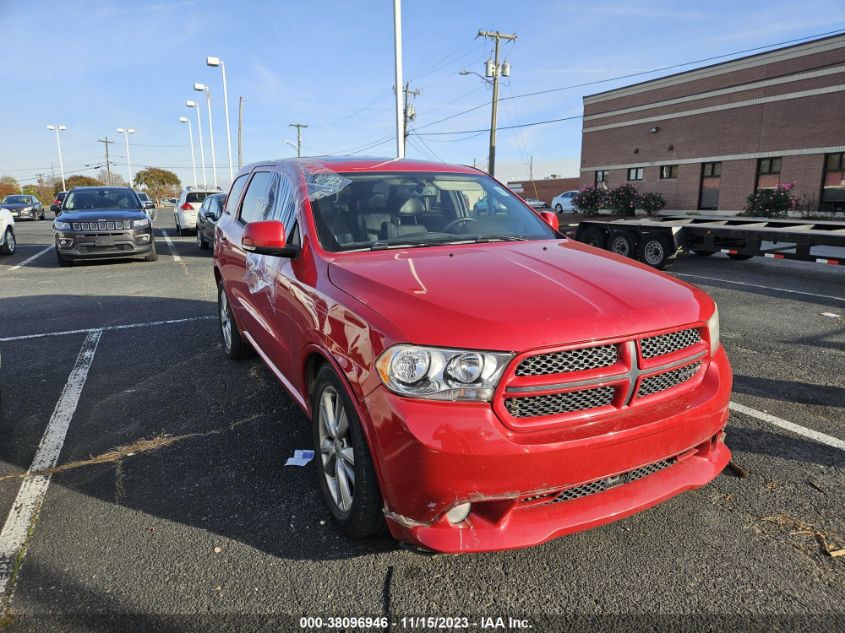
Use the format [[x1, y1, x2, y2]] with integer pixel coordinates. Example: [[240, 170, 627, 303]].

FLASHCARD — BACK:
[[607, 230, 638, 258], [578, 226, 607, 249], [692, 250, 716, 256], [727, 253, 754, 261], [639, 234, 673, 269]]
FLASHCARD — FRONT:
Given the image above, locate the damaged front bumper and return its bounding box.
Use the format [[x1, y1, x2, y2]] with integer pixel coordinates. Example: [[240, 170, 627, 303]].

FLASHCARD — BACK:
[[363, 347, 732, 554]]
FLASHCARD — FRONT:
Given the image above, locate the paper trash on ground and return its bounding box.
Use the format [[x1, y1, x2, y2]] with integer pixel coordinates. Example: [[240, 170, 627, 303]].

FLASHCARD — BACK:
[[285, 449, 315, 466]]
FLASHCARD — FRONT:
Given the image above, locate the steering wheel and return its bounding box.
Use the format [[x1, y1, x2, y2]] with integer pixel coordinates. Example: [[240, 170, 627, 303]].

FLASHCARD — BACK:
[[441, 216, 478, 233]]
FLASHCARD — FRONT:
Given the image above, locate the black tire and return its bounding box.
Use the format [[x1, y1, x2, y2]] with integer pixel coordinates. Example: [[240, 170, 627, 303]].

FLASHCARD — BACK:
[[144, 240, 158, 262], [217, 282, 253, 359], [0, 228, 15, 255], [579, 226, 607, 249], [638, 234, 674, 269], [56, 249, 72, 267], [197, 230, 209, 250], [727, 253, 754, 261], [692, 250, 716, 256], [555, 204, 563, 213], [607, 229, 638, 258], [311, 364, 384, 538]]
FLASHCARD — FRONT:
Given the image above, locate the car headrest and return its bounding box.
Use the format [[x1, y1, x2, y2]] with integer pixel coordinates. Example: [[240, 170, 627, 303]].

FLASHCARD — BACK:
[[366, 193, 387, 211], [398, 197, 425, 216]]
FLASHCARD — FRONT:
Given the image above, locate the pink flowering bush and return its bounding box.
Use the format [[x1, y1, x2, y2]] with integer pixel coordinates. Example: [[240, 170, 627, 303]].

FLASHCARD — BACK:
[[606, 183, 640, 216], [572, 186, 607, 216], [744, 182, 795, 217], [639, 192, 666, 216]]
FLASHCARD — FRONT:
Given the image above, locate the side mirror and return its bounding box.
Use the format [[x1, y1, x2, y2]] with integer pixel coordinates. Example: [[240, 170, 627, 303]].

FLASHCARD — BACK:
[[539, 210, 560, 232], [242, 220, 298, 257], [144, 201, 155, 210]]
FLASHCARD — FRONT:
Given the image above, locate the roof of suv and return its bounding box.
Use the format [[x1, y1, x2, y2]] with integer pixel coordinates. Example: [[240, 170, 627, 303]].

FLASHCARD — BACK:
[[240, 156, 482, 176]]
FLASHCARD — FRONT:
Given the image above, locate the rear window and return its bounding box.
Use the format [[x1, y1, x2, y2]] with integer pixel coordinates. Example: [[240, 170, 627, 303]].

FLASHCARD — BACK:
[[186, 192, 211, 203]]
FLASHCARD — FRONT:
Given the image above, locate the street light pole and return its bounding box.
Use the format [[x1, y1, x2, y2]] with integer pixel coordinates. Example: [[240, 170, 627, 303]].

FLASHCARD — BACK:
[[46, 124, 67, 191], [207, 56, 234, 181], [392, 0, 404, 159], [194, 83, 217, 188], [116, 128, 135, 186], [476, 30, 517, 177], [288, 123, 308, 158], [186, 100, 206, 186], [179, 116, 198, 187]]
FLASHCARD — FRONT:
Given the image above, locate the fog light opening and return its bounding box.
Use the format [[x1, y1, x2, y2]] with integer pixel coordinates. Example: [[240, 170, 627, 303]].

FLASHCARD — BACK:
[[445, 502, 471, 524], [58, 238, 73, 248], [138, 234, 150, 242]]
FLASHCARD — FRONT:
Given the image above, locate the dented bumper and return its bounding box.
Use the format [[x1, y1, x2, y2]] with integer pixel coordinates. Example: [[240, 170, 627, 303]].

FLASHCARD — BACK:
[[362, 346, 732, 553]]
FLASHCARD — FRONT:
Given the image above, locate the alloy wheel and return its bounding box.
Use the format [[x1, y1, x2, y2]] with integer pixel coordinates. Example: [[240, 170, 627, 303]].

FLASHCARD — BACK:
[[219, 289, 232, 351], [643, 240, 664, 265], [317, 386, 355, 513]]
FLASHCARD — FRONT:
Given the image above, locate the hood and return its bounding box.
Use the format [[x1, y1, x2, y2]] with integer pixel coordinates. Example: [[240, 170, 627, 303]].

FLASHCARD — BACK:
[[57, 209, 147, 222], [0, 203, 32, 210], [327, 240, 713, 352]]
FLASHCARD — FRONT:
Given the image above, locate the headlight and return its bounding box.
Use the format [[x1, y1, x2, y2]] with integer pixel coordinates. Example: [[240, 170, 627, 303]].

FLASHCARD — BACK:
[[22, 206, 32, 212], [132, 218, 150, 227], [706, 304, 720, 356], [54, 220, 71, 230], [376, 345, 513, 401]]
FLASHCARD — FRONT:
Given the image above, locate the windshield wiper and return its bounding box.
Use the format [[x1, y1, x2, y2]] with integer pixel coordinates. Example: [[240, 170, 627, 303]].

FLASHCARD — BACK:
[[473, 234, 526, 243], [369, 239, 433, 251]]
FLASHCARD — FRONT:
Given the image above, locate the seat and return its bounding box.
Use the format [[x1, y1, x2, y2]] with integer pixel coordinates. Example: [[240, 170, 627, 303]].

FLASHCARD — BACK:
[[357, 193, 392, 242], [378, 197, 429, 240]]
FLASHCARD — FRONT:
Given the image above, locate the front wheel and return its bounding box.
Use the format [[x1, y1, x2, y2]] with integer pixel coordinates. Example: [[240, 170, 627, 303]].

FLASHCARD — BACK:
[[607, 229, 638, 258], [638, 234, 673, 269], [144, 240, 158, 262], [56, 249, 72, 267], [197, 230, 209, 250], [312, 365, 384, 538], [218, 283, 253, 359], [555, 204, 563, 213], [0, 228, 15, 255]]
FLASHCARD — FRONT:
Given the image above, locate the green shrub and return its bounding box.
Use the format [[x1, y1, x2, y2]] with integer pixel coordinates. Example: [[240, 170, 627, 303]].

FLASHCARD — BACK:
[[572, 186, 607, 216], [639, 192, 666, 216], [744, 183, 795, 217], [606, 183, 639, 216]]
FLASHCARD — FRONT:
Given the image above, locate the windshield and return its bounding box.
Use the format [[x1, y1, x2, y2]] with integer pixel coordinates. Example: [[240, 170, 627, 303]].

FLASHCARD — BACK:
[[311, 172, 555, 252], [186, 192, 211, 203], [138, 193, 150, 201], [3, 196, 30, 204], [64, 188, 141, 210]]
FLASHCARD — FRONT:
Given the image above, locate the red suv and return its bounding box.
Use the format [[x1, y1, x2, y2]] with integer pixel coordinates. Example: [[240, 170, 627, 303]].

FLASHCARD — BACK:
[[213, 158, 731, 553]]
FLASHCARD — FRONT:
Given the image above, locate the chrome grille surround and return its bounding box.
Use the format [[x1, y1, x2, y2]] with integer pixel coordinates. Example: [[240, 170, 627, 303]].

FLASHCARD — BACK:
[[515, 344, 618, 376], [72, 220, 131, 231], [538, 457, 676, 506], [504, 385, 615, 418], [640, 327, 701, 359], [637, 362, 701, 398]]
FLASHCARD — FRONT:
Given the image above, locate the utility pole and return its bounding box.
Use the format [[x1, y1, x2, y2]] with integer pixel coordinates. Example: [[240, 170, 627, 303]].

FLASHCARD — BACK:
[[238, 97, 244, 169], [402, 82, 420, 155], [97, 137, 116, 185], [288, 123, 308, 158], [477, 29, 516, 177], [392, 0, 404, 159]]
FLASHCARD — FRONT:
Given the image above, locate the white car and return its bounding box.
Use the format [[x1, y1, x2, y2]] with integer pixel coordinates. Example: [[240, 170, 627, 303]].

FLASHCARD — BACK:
[[551, 190, 580, 213], [174, 186, 221, 236], [0, 208, 15, 255]]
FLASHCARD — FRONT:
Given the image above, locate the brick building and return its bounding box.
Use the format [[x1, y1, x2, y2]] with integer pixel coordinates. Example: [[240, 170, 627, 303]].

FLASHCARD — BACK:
[[579, 34, 845, 213]]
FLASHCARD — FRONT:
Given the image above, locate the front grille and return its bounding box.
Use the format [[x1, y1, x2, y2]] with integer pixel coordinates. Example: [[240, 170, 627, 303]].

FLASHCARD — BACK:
[[72, 221, 132, 231], [515, 344, 618, 376], [637, 362, 701, 398], [536, 457, 676, 506], [640, 328, 701, 359], [504, 386, 614, 418]]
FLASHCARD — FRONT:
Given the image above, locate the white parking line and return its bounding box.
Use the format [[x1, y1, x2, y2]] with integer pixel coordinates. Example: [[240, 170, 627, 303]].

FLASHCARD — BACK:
[[160, 230, 181, 262], [0, 315, 215, 343], [4, 246, 53, 273], [676, 273, 845, 303], [730, 401, 845, 452], [0, 330, 102, 596]]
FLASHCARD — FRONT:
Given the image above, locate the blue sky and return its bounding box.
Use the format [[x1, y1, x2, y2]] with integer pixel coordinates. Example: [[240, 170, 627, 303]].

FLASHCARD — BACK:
[[1, 0, 844, 189]]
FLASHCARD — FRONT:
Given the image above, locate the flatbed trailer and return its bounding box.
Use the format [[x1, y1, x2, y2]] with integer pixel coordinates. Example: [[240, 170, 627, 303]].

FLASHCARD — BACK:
[[571, 214, 845, 269]]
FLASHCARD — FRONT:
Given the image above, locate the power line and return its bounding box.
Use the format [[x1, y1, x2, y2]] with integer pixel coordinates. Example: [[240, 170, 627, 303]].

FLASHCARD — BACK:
[[412, 112, 583, 137], [413, 28, 845, 135]]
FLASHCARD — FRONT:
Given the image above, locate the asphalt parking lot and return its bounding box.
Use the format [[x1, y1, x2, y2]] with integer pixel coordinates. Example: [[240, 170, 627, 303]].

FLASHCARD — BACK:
[[0, 213, 843, 632]]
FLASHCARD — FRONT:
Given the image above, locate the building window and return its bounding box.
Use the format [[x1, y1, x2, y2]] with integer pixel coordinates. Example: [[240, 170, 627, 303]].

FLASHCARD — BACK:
[[659, 165, 678, 179], [756, 157, 782, 189], [699, 162, 722, 210], [821, 152, 845, 212], [594, 170, 608, 189], [627, 167, 644, 181]]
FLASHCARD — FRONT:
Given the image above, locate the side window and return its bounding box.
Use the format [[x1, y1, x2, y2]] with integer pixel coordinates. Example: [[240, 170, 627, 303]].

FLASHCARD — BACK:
[[224, 175, 249, 216], [271, 173, 297, 228], [239, 172, 278, 224]]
